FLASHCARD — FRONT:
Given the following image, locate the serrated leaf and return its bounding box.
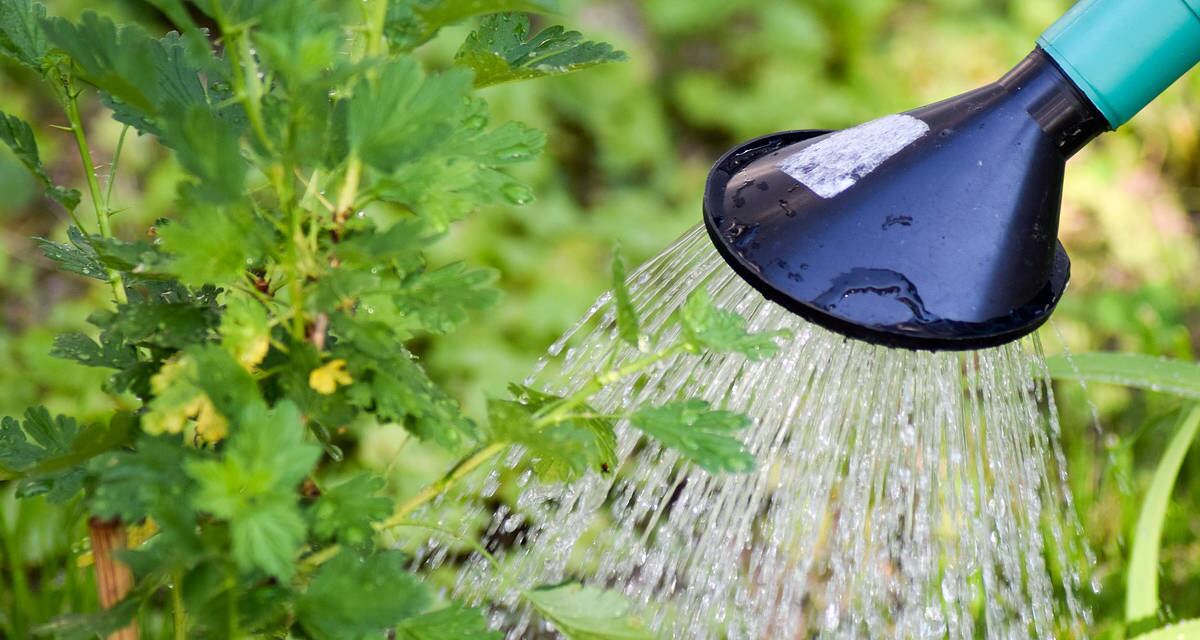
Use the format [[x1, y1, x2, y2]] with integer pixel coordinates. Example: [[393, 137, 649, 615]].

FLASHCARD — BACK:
[[35, 227, 107, 280], [349, 57, 473, 173], [524, 583, 653, 640], [679, 289, 783, 360], [456, 13, 625, 88], [630, 400, 755, 474], [0, 0, 49, 70], [42, 12, 162, 115], [90, 235, 169, 275], [396, 605, 501, 640], [611, 247, 639, 345], [487, 394, 615, 483], [310, 474, 391, 548], [0, 111, 81, 209], [164, 104, 247, 203], [157, 205, 271, 286], [188, 401, 321, 578], [42, 12, 210, 127], [51, 331, 137, 370], [296, 550, 431, 640], [384, 0, 560, 51], [337, 316, 477, 449], [394, 262, 499, 334], [0, 408, 134, 502]]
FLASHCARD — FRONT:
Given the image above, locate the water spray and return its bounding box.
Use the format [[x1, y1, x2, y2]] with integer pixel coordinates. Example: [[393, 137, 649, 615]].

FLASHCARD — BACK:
[[706, 0, 1200, 351], [437, 2, 1200, 637]]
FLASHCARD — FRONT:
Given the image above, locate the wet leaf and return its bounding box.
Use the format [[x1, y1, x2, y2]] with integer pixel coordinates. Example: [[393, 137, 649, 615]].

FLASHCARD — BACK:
[[295, 551, 430, 640], [1045, 352, 1200, 399], [524, 583, 653, 640], [0, 111, 81, 209], [630, 400, 755, 474], [456, 13, 625, 88], [679, 289, 783, 360], [396, 604, 501, 640], [611, 247, 639, 345]]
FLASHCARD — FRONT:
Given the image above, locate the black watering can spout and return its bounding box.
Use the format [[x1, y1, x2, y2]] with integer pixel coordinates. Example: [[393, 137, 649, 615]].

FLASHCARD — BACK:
[[704, 0, 1200, 351]]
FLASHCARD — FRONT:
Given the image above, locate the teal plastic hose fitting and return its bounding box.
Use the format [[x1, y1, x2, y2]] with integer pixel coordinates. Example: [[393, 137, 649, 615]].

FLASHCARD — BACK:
[[1039, 0, 1200, 128]]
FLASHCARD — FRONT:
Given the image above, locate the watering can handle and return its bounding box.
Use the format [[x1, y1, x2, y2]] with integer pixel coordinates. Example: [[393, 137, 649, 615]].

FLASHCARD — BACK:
[[1038, 0, 1200, 128]]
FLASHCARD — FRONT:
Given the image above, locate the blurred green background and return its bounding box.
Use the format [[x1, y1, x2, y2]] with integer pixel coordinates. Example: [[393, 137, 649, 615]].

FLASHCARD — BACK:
[[2, 0, 1199, 636]]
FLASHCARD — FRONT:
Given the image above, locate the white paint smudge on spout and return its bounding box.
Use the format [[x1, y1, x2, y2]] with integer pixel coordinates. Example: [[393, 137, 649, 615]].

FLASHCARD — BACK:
[[778, 114, 930, 199]]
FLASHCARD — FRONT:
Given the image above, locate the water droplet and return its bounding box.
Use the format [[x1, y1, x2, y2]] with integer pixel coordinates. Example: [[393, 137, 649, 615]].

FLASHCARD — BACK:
[[502, 183, 534, 205]]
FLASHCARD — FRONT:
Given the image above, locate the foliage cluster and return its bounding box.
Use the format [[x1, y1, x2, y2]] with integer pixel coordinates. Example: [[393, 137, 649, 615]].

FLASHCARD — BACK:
[[0, 1, 783, 637]]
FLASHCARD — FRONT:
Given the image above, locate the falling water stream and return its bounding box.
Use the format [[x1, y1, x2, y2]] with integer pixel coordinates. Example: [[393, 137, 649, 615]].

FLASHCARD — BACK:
[[410, 226, 1092, 638]]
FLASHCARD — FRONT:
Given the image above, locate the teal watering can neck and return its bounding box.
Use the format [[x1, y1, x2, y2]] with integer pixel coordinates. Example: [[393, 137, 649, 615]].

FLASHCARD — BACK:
[[1038, 0, 1200, 128]]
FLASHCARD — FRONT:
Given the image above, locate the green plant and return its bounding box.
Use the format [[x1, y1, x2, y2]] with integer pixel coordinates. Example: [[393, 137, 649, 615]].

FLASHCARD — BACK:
[[1047, 353, 1200, 639], [0, 1, 781, 637]]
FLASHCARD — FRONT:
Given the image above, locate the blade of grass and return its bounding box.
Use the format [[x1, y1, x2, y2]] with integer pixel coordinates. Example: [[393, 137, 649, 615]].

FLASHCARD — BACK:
[[1130, 619, 1200, 640], [1126, 405, 1200, 623], [1045, 353, 1200, 399]]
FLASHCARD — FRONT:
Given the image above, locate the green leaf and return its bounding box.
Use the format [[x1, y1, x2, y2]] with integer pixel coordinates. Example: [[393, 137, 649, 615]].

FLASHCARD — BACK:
[[0, 111, 81, 210], [51, 331, 137, 371], [524, 583, 653, 640], [396, 605, 501, 640], [35, 227, 107, 280], [611, 247, 639, 345], [295, 550, 431, 640], [337, 318, 478, 450], [218, 293, 271, 370], [1126, 406, 1200, 623], [310, 474, 391, 548], [90, 235, 169, 275], [455, 13, 626, 88], [1045, 353, 1200, 399], [394, 262, 500, 334], [349, 57, 473, 173], [384, 0, 560, 51], [157, 205, 271, 286], [371, 117, 545, 229], [1130, 619, 1200, 640], [162, 105, 247, 203], [487, 392, 616, 482], [0, 408, 134, 502], [630, 400, 755, 474], [91, 436, 197, 525], [187, 401, 321, 578], [679, 290, 783, 360], [42, 12, 163, 115], [0, 0, 49, 70]]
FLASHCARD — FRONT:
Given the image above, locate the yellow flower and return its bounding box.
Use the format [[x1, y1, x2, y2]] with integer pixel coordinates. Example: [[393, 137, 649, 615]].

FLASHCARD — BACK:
[[194, 397, 229, 443], [309, 359, 353, 395]]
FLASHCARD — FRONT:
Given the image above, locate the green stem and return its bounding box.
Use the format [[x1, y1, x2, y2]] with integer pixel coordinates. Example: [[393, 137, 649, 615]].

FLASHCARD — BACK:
[[217, 15, 274, 155], [540, 343, 688, 423], [64, 84, 127, 305], [365, 0, 390, 60], [171, 569, 186, 640], [382, 442, 509, 529], [104, 124, 129, 212]]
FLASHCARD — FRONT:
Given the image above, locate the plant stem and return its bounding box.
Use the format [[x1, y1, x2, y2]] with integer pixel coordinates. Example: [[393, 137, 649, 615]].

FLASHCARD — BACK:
[[64, 85, 127, 305], [171, 569, 186, 640], [88, 518, 138, 640], [540, 343, 687, 423], [104, 125, 129, 212], [382, 442, 509, 529], [217, 15, 274, 155]]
